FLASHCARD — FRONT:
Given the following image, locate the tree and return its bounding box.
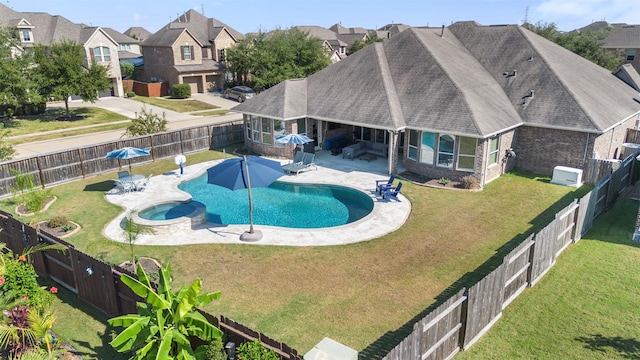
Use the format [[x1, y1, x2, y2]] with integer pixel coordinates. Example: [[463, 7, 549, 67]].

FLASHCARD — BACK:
[[108, 263, 223, 360], [124, 106, 168, 137], [0, 128, 15, 163], [33, 41, 112, 119], [122, 211, 155, 268], [120, 61, 136, 80], [225, 28, 331, 89], [348, 32, 384, 54], [523, 21, 621, 71], [0, 28, 43, 119]]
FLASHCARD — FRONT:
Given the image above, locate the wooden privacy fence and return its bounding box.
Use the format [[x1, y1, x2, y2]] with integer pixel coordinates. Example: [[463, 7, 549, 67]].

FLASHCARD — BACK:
[[0, 212, 301, 360], [0, 120, 244, 199], [382, 160, 633, 360]]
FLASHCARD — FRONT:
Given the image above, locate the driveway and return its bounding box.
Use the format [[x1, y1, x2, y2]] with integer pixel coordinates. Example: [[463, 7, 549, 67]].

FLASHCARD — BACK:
[[12, 94, 243, 159]]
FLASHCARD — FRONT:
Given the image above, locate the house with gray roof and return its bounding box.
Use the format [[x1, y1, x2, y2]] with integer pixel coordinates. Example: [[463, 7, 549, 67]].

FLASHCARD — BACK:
[[139, 9, 243, 94], [0, 3, 125, 97], [233, 22, 640, 186], [577, 21, 640, 74], [124, 27, 152, 43]]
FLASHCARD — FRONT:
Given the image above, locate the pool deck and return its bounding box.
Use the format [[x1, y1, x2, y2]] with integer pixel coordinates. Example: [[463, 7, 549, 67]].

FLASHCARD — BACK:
[[103, 150, 411, 246]]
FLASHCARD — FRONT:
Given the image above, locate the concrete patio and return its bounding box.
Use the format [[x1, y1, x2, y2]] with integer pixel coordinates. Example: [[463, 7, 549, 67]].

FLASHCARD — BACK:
[[103, 150, 411, 246]]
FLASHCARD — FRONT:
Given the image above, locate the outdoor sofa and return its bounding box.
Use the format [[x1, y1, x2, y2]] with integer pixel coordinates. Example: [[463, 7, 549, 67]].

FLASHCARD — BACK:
[[342, 141, 388, 160]]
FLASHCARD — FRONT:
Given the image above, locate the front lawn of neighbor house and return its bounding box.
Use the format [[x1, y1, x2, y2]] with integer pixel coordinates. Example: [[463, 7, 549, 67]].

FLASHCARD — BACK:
[[0, 147, 594, 357], [131, 96, 218, 112]]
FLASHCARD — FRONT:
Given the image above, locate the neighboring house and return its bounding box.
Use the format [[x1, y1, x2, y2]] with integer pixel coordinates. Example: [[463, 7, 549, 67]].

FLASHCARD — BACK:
[[103, 27, 141, 55], [377, 23, 413, 39], [233, 22, 640, 186], [577, 21, 640, 73], [139, 9, 243, 94], [0, 3, 125, 97], [124, 26, 152, 43], [294, 24, 374, 58]]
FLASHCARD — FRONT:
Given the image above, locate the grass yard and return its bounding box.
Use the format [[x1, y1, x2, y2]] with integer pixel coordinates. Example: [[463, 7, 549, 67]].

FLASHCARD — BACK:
[[0, 148, 594, 358], [131, 96, 218, 112], [5, 107, 129, 140], [457, 198, 640, 359]]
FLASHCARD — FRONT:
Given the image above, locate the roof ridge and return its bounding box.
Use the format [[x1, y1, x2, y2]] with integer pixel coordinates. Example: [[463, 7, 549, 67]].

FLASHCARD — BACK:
[[410, 27, 483, 135], [374, 42, 405, 129]]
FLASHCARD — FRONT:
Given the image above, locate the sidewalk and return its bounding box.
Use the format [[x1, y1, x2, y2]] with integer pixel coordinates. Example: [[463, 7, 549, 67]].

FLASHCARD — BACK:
[[11, 94, 243, 159]]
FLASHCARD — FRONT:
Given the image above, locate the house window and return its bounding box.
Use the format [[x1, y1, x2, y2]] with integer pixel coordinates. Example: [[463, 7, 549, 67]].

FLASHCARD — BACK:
[[627, 49, 636, 61], [93, 47, 111, 62], [181, 45, 193, 60], [252, 118, 260, 142], [457, 137, 477, 171], [375, 129, 388, 144], [488, 136, 499, 166], [274, 120, 285, 147], [437, 134, 455, 168], [420, 132, 435, 165], [407, 130, 419, 160], [261, 118, 272, 145], [118, 44, 131, 51], [20, 29, 32, 42], [297, 118, 307, 135], [246, 118, 252, 140]]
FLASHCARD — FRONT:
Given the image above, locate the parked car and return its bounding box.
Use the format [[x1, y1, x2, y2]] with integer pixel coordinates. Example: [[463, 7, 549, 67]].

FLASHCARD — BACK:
[[224, 86, 255, 102]]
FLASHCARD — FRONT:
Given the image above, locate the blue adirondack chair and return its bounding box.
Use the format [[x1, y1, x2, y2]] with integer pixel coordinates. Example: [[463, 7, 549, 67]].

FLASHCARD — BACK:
[[375, 174, 395, 194], [383, 181, 403, 202]]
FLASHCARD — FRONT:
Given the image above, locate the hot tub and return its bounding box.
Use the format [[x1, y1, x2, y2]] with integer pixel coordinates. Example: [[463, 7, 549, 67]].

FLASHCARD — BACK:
[[132, 201, 206, 235]]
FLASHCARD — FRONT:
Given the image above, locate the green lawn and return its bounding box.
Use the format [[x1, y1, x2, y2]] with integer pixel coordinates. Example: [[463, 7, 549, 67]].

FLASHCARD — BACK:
[[0, 151, 597, 357], [6, 107, 129, 139], [130, 96, 218, 112], [457, 199, 640, 359]]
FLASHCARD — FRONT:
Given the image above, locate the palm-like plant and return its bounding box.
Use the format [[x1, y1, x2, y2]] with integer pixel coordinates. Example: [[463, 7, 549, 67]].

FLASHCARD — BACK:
[[108, 263, 223, 359]]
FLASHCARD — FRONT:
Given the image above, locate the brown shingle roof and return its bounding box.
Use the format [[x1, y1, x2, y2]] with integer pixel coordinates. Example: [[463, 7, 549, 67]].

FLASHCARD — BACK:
[[234, 22, 640, 137]]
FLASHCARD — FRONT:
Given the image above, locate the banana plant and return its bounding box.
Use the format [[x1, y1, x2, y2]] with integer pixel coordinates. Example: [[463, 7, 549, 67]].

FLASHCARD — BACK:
[[108, 262, 223, 360]]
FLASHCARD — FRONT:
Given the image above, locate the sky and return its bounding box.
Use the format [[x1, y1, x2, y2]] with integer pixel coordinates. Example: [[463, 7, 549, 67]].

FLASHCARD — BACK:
[[6, 0, 640, 35]]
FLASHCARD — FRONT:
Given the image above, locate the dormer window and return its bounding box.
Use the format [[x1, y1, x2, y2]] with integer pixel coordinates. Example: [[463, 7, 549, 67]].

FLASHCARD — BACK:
[[19, 29, 32, 42], [92, 46, 111, 62]]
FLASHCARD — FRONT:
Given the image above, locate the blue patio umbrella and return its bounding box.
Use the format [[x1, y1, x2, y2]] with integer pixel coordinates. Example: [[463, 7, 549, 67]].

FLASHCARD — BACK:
[[275, 133, 313, 145], [206, 155, 284, 241], [105, 147, 151, 172]]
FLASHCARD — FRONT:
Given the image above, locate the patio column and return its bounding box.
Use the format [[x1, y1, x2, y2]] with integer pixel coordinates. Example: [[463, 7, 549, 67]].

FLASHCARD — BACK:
[[388, 130, 399, 174]]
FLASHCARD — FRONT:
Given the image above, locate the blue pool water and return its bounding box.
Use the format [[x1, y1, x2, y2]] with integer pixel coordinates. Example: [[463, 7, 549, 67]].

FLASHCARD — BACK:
[[139, 201, 201, 220], [178, 175, 374, 228]]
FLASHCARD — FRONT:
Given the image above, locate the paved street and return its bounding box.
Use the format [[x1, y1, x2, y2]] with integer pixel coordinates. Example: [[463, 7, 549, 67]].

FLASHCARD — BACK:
[[11, 93, 243, 159]]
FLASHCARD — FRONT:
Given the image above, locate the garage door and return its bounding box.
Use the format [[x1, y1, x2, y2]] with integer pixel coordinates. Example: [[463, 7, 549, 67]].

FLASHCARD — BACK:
[[183, 76, 201, 94]]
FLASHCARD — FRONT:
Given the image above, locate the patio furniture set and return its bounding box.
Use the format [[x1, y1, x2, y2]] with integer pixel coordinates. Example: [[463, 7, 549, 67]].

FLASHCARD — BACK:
[[342, 141, 388, 161], [114, 171, 152, 193]]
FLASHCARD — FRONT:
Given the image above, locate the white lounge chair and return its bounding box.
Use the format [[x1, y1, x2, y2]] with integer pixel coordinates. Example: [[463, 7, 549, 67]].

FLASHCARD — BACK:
[[284, 153, 317, 175], [136, 174, 153, 191]]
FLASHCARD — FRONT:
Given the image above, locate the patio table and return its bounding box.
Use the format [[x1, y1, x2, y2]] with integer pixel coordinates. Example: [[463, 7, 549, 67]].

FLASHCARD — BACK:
[[119, 174, 145, 190]]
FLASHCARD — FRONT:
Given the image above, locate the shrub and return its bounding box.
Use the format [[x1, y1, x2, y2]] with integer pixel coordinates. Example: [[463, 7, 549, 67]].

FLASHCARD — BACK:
[[172, 84, 191, 99], [237, 339, 281, 360], [47, 216, 67, 228], [0, 253, 54, 310], [126, 91, 136, 98], [460, 175, 480, 189], [438, 177, 451, 186], [60, 224, 74, 232], [205, 336, 226, 360]]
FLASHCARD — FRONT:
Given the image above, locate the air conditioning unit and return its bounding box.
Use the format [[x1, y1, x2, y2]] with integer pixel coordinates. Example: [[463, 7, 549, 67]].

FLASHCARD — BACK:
[[622, 143, 640, 159], [550, 166, 583, 188]]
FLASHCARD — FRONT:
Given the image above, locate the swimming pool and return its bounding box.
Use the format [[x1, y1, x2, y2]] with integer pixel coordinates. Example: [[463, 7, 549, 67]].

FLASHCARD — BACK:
[[179, 174, 374, 228]]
